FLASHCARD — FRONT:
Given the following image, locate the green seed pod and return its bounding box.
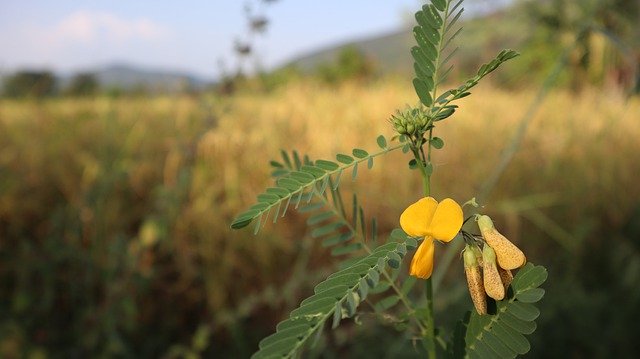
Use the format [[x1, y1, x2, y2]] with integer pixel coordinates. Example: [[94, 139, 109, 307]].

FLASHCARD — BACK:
[[482, 245, 505, 300], [464, 245, 487, 315], [478, 215, 526, 270]]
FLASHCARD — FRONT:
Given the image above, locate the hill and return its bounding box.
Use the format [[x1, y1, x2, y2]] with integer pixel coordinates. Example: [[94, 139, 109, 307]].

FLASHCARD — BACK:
[[284, 5, 531, 77], [92, 64, 208, 92]]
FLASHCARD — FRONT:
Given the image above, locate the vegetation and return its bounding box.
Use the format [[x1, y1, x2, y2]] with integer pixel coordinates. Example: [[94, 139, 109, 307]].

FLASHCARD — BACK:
[[65, 73, 99, 97], [1, 77, 639, 357], [3, 71, 57, 98], [1, 0, 639, 357]]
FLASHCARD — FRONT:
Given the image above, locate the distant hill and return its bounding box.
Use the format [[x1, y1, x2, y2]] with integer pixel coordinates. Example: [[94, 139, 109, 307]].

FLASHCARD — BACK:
[[91, 64, 208, 92], [0, 64, 209, 94], [284, 4, 531, 78], [289, 29, 415, 75]]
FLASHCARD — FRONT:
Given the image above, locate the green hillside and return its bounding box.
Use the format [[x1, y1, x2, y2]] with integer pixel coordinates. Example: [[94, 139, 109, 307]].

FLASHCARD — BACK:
[[286, 5, 532, 78]]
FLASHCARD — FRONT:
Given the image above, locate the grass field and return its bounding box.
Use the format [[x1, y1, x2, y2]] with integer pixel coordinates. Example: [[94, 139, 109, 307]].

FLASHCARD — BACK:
[[1, 79, 639, 357]]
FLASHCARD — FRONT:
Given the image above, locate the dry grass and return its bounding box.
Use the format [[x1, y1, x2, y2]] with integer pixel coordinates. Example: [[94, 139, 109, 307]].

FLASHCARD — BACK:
[[1, 79, 639, 355]]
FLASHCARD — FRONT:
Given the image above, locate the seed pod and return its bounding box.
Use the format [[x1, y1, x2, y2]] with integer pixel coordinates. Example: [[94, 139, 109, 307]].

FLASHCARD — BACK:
[[470, 243, 483, 266], [477, 215, 526, 270], [463, 245, 487, 315], [482, 245, 505, 300], [497, 266, 513, 292]]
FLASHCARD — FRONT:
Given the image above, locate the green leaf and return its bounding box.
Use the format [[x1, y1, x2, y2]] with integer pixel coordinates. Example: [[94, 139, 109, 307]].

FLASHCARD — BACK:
[[315, 159, 339, 171], [352, 148, 368, 158], [232, 137, 403, 232], [258, 324, 309, 349], [307, 211, 335, 225], [432, 0, 446, 12], [515, 288, 545, 303], [413, 78, 433, 106], [508, 302, 540, 321], [266, 187, 290, 198], [289, 171, 315, 183], [298, 202, 323, 213], [459, 264, 547, 358], [500, 312, 537, 335], [280, 149, 293, 169], [336, 154, 354, 164], [431, 137, 444, 149], [412, 46, 436, 75], [277, 177, 302, 191], [257, 193, 279, 204], [490, 320, 530, 355], [301, 286, 349, 307], [311, 222, 345, 238], [331, 243, 362, 256], [321, 232, 354, 247], [250, 242, 407, 358]]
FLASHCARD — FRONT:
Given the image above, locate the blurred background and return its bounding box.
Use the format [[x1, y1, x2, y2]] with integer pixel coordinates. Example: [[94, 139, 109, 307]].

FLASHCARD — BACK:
[[1, 0, 639, 357]]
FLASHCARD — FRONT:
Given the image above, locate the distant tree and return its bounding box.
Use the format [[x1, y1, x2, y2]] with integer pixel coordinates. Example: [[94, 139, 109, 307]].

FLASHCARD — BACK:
[[524, 0, 639, 91], [4, 71, 57, 98], [66, 72, 99, 96], [317, 46, 376, 84]]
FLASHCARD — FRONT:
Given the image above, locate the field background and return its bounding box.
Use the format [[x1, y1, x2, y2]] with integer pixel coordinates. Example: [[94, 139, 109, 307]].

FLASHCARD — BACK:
[[2, 0, 640, 358], [2, 79, 640, 357]]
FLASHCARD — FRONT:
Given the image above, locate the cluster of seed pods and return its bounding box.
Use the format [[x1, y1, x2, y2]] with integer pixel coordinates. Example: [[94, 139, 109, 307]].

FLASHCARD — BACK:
[[463, 215, 526, 315]]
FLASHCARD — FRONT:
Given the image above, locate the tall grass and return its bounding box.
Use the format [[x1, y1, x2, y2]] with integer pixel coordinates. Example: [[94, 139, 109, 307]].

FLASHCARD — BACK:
[[1, 79, 639, 356]]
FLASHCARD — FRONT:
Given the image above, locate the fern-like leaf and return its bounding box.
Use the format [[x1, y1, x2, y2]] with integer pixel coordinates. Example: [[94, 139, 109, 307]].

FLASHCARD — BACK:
[[251, 240, 415, 359], [450, 263, 548, 358], [412, 0, 462, 106], [430, 49, 520, 122], [230, 136, 403, 231]]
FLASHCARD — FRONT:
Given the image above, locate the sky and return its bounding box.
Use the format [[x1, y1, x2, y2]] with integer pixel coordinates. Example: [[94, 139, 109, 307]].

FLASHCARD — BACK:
[[0, 0, 504, 80]]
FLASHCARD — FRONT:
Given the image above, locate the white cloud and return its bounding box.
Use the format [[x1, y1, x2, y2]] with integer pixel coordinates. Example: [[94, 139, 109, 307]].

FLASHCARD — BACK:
[[48, 10, 169, 44], [0, 10, 173, 71]]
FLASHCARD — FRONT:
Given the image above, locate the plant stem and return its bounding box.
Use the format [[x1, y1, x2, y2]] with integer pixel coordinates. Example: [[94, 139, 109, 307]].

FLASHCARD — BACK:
[[413, 133, 437, 358]]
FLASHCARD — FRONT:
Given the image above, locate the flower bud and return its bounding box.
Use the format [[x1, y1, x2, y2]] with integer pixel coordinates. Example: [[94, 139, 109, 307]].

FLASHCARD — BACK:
[[406, 123, 415, 135], [482, 245, 505, 300], [463, 245, 487, 315], [477, 215, 526, 270]]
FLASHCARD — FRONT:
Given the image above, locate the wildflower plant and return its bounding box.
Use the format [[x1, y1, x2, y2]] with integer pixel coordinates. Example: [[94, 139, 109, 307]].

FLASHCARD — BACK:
[[231, 0, 548, 357]]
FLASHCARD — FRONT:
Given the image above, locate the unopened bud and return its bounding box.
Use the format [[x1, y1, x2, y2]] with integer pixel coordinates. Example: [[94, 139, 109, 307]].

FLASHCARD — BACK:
[[406, 123, 415, 135], [478, 215, 526, 270], [482, 245, 505, 300], [463, 245, 487, 315]]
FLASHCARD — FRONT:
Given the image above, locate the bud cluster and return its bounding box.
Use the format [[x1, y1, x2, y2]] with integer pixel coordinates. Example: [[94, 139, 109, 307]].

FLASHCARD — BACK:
[[390, 107, 431, 137], [463, 215, 526, 315]]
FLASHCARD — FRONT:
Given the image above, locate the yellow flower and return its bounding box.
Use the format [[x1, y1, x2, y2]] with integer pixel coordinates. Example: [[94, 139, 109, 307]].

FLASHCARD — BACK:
[[400, 197, 463, 279]]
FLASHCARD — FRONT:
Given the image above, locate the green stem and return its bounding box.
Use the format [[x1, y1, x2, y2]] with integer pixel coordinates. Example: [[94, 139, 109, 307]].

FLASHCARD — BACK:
[[413, 132, 436, 358]]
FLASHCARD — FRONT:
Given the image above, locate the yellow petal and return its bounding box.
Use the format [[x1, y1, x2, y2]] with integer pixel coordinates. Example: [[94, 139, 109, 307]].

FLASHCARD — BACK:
[[410, 237, 435, 279], [428, 198, 463, 242], [400, 197, 437, 237]]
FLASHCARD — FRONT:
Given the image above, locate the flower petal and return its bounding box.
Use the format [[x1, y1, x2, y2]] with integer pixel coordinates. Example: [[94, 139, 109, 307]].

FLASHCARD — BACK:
[[428, 198, 463, 242], [400, 197, 437, 237], [409, 237, 435, 279]]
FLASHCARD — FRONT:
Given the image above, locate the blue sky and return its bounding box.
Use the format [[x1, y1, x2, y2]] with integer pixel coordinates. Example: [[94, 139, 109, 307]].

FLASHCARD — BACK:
[[0, 1, 503, 79]]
